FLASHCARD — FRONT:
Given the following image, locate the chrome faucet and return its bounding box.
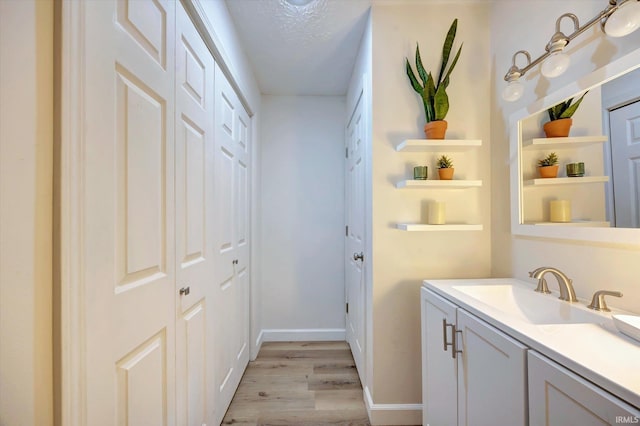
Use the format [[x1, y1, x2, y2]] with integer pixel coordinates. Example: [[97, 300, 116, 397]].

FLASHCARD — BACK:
[[529, 267, 578, 302]]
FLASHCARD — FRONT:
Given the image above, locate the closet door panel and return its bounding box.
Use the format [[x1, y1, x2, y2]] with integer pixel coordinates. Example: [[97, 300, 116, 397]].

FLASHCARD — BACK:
[[175, 3, 216, 425], [213, 63, 251, 421], [82, 0, 177, 424]]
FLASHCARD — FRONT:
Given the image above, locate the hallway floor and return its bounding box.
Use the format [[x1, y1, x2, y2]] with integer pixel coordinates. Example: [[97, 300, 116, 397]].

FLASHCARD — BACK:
[[222, 341, 370, 425]]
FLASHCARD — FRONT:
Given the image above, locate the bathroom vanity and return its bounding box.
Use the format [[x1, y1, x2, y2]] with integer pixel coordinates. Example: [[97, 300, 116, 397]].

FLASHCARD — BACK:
[[421, 278, 640, 426]]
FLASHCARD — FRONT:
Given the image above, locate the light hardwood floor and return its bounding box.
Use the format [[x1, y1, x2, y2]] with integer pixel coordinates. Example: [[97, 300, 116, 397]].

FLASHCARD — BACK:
[[221, 341, 371, 426]]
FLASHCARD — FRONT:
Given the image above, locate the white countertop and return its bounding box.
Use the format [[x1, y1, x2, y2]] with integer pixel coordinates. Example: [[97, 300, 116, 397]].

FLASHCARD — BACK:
[[424, 278, 640, 410]]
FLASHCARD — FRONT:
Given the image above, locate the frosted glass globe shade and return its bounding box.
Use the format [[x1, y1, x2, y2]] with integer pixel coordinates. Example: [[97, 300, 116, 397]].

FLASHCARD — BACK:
[[605, 0, 640, 37], [541, 51, 570, 78], [285, 0, 314, 5], [502, 80, 524, 102]]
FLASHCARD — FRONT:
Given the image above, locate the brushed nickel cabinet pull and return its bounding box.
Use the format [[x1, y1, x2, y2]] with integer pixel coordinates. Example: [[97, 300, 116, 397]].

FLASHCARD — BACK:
[[452, 326, 463, 359], [442, 319, 454, 352]]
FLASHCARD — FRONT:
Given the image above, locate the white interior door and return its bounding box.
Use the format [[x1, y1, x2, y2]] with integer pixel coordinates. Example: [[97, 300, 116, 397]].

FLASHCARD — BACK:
[[174, 3, 216, 425], [213, 63, 251, 420], [345, 88, 366, 381], [81, 0, 177, 424], [610, 100, 640, 228]]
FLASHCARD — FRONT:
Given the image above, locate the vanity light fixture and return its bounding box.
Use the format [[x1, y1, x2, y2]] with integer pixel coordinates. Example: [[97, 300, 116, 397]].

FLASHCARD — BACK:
[[503, 0, 640, 102]]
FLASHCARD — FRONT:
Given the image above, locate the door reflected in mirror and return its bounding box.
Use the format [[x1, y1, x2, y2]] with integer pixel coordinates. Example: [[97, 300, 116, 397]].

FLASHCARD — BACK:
[[604, 68, 640, 228]]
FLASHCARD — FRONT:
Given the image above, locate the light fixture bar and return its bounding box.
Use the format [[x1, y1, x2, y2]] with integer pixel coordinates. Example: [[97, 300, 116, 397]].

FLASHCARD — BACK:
[[504, 3, 618, 82]]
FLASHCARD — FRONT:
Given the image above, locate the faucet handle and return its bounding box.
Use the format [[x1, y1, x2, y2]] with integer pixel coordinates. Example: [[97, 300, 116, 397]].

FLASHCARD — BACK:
[[587, 290, 623, 312]]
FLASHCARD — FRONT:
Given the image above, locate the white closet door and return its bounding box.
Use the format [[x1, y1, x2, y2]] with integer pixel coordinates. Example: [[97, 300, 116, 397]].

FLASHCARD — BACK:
[[213, 64, 251, 420], [81, 0, 176, 424], [174, 3, 216, 425]]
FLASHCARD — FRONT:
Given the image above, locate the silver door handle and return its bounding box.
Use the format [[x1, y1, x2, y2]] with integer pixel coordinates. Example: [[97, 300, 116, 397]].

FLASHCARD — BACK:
[[353, 252, 364, 261], [179, 287, 190, 296]]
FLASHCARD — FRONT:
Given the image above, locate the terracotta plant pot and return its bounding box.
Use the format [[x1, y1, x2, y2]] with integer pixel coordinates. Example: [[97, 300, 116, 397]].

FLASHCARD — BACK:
[[438, 167, 454, 180], [538, 165, 559, 178], [424, 120, 448, 139], [543, 118, 572, 138]]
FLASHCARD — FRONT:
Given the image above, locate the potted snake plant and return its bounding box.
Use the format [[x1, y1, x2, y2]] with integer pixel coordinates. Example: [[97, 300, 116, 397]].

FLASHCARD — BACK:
[[405, 19, 463, 139], [544, 91, 588, 138]]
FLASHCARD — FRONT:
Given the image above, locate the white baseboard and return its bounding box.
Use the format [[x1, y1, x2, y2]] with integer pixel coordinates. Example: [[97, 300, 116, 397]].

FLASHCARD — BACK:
[[364, 386, 422, 425], [260, 328, 346, 342], [251, 330, 265, 360]]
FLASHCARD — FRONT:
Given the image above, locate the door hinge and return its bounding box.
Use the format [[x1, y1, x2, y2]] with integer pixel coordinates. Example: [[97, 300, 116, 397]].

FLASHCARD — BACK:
[[345, 147, 348, 158], [346, 303, 349, 314], [345, 225, 349, 236]]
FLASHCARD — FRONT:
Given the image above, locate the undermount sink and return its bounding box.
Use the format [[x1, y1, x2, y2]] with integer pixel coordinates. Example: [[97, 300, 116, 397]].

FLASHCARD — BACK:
[[450, 282, 608, 325]]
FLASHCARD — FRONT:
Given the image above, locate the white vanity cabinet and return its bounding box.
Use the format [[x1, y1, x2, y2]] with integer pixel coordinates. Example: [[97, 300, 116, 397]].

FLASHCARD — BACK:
[[528, 351, 640, 425], [421, 288, 528, 426]]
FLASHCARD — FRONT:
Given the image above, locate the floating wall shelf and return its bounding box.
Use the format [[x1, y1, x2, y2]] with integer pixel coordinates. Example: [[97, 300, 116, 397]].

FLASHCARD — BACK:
[[522, 135, 607, 150], [524, 176, 609, 186], [526, 221, 611, 227], [396, 179, 483, 189], [396, 223, 483, 232], [396, 139, 482, 152]]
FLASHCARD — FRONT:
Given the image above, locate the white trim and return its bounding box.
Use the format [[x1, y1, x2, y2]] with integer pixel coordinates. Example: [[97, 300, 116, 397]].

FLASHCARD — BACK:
[[252, 330, 264, 360], [364, 386, 422, 425], [261, 328, 346, 342], [59, 1, 87, 425]]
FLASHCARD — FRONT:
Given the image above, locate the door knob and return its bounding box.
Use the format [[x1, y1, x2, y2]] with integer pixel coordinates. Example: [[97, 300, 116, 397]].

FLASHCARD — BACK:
[[232, 259, 238, 265], [179, 287, 190, 296], [353, 252, 364, 261]]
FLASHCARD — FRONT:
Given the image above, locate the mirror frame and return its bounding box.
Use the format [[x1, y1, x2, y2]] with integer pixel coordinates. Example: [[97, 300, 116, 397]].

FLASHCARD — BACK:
[[510, 47, 640, 246]]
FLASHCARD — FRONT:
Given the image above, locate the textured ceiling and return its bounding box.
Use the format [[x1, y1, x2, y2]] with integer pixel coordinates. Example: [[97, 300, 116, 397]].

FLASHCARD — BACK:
[[225, 0, 372, 96]]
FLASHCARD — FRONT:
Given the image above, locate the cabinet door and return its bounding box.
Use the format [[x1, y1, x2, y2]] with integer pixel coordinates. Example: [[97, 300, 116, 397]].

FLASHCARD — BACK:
[[422, 288, 458, 426], [457, 309, 528, 426], [529, 351, 640, 426]]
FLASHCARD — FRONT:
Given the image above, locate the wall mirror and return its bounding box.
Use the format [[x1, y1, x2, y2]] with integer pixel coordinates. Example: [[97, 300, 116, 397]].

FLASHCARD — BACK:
[[510, 48, 640, 245]]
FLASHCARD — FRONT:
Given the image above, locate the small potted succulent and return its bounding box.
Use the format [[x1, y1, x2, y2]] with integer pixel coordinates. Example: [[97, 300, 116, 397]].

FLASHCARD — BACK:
[[405, 19, 463, 139], [538, 152, 559, 178], [544, 91, 588, 138], [437, 155, 454, 180]]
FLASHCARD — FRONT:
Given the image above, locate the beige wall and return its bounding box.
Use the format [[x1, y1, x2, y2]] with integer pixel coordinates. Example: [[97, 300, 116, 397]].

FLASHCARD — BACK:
[[490, 1, 640, 313], [0, 0, 54, 424], [370, 1, 492, 411]]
